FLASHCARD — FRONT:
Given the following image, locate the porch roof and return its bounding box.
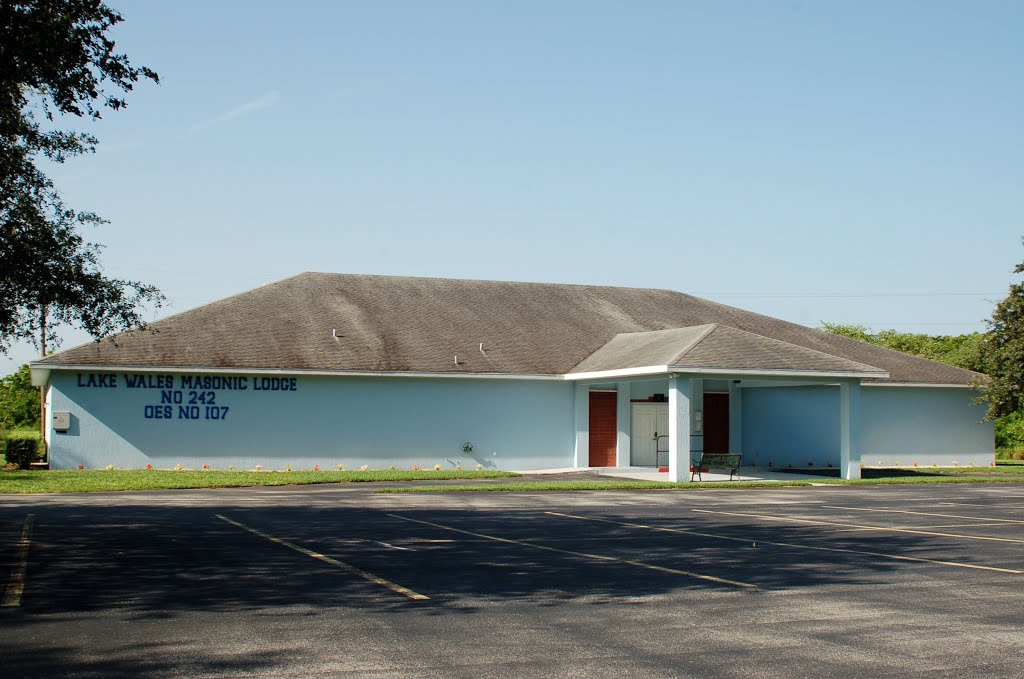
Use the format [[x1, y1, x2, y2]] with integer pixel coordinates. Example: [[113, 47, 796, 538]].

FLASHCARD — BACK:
[[567, 324, 889, 379]]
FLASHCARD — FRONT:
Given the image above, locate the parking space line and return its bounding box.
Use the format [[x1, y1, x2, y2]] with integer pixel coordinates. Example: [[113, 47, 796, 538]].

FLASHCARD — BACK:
[[545, 511, 1024, 575], [831, 522, 1024, 532], [215, 514, 429, 601], [387, 513, 757, 590], [2, 514, 35, 608], [823, 505, 1024, 525], [692, 508, 1024, 545]]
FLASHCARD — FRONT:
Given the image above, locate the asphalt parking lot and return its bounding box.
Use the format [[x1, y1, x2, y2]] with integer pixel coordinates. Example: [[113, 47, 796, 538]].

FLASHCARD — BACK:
[[3, 482, 1024, 678]]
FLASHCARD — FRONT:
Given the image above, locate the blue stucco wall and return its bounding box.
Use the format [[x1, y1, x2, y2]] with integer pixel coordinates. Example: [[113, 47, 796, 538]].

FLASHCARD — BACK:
[[742, 385, 994, 469], [46, 371, 575, 471]]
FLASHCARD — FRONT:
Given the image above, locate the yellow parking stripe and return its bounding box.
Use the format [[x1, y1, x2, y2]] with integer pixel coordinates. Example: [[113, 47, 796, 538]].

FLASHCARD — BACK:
[[2, 514, 35, 608], [692, 508, 1024, 545], [545, 511, 1024, 575], [387, 513, 757, 590], [216, 514, 428, 601], [823, 505, 1024, 525]]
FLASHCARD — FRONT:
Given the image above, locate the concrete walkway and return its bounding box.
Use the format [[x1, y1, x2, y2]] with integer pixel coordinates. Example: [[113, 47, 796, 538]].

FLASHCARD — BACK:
[[518, 466, 834, 483]]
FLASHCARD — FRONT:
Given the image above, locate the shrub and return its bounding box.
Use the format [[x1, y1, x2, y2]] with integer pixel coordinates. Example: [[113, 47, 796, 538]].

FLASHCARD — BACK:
[[4, 434, 41, 469]]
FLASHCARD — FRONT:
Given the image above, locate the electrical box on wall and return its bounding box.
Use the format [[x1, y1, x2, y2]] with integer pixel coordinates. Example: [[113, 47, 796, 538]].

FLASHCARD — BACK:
[[52, 411, 70, 432]]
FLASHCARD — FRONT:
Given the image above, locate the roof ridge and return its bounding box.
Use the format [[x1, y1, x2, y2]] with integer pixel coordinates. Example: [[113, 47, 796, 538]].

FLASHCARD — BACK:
[[669, 323, 719, 363]]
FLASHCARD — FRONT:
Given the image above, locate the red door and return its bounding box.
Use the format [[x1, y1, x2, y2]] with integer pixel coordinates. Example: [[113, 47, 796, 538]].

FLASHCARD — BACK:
[[703, 393, 729, 454], [589, 392, 617, 467]]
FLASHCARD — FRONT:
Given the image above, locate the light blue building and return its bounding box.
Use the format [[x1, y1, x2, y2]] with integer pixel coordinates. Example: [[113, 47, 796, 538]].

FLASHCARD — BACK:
[[31, 273, 993, 478]]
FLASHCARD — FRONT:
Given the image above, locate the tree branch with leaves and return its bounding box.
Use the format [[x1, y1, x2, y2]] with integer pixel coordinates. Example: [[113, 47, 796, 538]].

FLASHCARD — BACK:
[[0, 0, 163, 354]]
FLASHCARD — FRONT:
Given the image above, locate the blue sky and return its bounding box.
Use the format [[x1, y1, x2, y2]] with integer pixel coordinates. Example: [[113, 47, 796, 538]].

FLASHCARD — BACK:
[[4, 0, 1023, 375]]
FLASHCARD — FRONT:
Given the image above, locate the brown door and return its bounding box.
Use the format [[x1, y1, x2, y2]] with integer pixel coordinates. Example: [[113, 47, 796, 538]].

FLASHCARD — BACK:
[[589, 392, 617, 467], [703, 393, 729, 454]]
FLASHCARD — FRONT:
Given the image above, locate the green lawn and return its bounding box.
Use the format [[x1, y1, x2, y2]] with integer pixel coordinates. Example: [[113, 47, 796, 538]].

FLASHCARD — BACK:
[[0, 468, 519, 494], [378, 463, 1024, 493], [3, 460, 1022, 495]]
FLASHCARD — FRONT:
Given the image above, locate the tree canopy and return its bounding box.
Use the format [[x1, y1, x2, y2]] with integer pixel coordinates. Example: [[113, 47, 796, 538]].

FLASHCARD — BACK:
[[0, 364, 38, 430], [0, 0, 163, 354], [980, 258, 1024, 420]]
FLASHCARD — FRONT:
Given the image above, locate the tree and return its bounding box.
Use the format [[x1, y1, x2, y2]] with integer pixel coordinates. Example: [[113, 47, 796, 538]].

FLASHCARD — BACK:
[[981, 258, 1024, 420], [0, 364, 39, 430], [0, 0, 163, 354]]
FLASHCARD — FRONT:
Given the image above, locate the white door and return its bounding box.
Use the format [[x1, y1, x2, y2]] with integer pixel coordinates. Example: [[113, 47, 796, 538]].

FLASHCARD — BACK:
[[631, 404, 669, 466]]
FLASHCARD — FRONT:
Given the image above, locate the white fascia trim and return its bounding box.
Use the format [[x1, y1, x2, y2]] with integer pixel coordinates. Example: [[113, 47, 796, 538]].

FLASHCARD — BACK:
[[564, 365, 670, 381], [668, 366, 891, 380], [862, 382, 973, 389], [32, 361, 897, 386], [29, 363, 563, 382]]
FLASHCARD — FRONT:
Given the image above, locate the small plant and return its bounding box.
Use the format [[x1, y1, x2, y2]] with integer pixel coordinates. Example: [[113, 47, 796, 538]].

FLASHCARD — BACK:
[[202, 464, 210, 470], [106, 464, 115, 471], [255, 465, 262, 472], [313, 464, 320, 471], [878, 460, 884, 466], [475, 463, 483, 471], [412, 464, 421, 471], [912, 461, 919, 467], [990, 460, 998, 467], [336, 463, 345, 471], [360, 464, 369, 471], [145, 464, 153, 470], [968, 460, 974, 467], [228, 464, 235, 471], [455, 463, 462, 470], [285, 464, 292, 472], [78, 465, 84, 470], [3, 435, 41, 469], [434, 463, 442, 471], [951, 460, 960, 467], [174, 464, 184, 471], [894, 460, 902, 467], [389, 465, 396, 470]]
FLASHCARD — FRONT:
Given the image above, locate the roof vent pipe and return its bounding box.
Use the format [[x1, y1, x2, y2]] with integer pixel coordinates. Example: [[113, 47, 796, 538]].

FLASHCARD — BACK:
[[479, 343, 485, 354], [454, 355, 459, 365]]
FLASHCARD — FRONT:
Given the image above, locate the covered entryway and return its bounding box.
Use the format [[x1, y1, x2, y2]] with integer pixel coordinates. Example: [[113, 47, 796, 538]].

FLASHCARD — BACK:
[[569, 323, 891, 480], [588, 391, 617, 466]]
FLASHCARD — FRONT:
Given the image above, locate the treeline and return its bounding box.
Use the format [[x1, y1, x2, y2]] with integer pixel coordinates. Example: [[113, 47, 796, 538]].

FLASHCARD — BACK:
[[0, 365, 38, 431], [820, 324, 988, 373]]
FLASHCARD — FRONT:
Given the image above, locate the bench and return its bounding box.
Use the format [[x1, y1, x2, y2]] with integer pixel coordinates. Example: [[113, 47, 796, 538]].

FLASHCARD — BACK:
[[690, 453, 742, 481]]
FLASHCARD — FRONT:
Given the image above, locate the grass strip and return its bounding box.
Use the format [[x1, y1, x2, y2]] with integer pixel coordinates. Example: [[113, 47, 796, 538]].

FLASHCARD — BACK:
[[377, 480, 815, 493], [376, 475, 1024, 493], [0, 469, 519, 494]]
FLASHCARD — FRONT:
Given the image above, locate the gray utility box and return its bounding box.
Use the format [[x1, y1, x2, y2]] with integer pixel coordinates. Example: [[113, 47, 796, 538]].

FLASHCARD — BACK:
[[52, 411, 71, 432]]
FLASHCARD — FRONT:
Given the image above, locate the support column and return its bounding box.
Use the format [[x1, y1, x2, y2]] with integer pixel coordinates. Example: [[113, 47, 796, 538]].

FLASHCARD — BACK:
[[728, 380, 743, 454], [616, 382, 631, 467], [573, 383, 589, 468], [840, 381, 862, 480], [668, 376, 692, 482]]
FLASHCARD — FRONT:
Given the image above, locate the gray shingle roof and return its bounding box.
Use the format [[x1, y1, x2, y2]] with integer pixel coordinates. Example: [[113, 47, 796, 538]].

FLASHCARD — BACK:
[[570, 325, 886, 375], [38, 272, 979, 384]]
